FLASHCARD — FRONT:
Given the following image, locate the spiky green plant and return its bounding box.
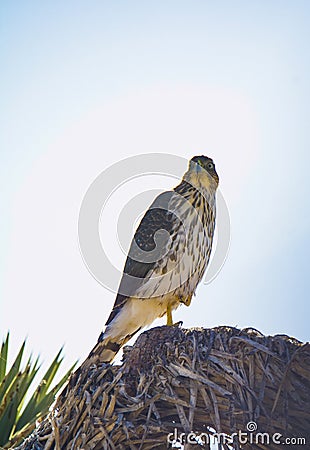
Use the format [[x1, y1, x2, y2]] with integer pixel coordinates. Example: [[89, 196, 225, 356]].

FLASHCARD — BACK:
[[0, 333, 76, 448]]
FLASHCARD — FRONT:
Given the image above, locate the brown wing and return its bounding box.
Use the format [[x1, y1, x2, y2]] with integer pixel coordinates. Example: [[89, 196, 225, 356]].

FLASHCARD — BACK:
[[105, 191, 181, 326]]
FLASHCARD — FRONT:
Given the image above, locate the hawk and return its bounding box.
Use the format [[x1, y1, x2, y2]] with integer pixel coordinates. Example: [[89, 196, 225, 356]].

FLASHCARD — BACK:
[[89, 155, 219, 364]]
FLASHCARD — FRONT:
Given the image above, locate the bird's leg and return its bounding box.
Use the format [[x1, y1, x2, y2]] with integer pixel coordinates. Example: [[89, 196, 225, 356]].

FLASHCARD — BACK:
[[166, 304, 173, 326], [166, 304, 183, 327]]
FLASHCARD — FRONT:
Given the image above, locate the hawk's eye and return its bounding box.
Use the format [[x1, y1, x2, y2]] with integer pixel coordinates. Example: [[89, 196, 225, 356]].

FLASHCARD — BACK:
[[207, 162, 214, 170]]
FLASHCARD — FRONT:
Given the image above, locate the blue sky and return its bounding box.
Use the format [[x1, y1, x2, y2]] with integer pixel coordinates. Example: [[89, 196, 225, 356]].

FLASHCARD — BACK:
[[1, 1, 309, 371]]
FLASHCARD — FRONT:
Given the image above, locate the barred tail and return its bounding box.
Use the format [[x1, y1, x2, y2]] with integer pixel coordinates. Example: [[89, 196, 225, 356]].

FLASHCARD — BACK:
[[67, 336, 120, 389], [86, 335, 122, 364], [67, 328, 142, 391], [81, 328, 140, 369]]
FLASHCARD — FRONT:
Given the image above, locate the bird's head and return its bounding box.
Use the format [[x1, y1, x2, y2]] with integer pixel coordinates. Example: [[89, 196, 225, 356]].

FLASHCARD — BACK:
[[184, 155, 219, 192]]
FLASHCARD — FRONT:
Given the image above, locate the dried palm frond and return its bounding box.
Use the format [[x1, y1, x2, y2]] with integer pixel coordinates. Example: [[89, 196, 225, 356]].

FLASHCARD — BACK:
[[16, 326, 310, 450]]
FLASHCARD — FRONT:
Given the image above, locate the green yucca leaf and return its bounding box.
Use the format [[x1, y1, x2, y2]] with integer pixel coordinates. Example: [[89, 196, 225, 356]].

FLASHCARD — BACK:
[[0, 365, 33, 445], [0, 334, 77, 448], [15, 362, 40, 416], [16, 358, 76, 432], [0, 333, 9, 382], [36, 348, 64, 398], [15, 352, 76, 433], [0, 340, 25, 406], [15, 355, 61, 428], [0, 388, 19, 445], [30, 361, 76, 417], [0, 369, 25, 420]]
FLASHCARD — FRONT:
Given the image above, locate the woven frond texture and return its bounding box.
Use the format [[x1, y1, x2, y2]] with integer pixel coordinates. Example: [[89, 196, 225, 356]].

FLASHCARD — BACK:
[[17, 326, 309, 450]]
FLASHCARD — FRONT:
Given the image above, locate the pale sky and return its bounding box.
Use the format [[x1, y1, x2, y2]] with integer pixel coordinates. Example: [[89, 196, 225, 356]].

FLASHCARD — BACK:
[[1, 1, 309, 374]]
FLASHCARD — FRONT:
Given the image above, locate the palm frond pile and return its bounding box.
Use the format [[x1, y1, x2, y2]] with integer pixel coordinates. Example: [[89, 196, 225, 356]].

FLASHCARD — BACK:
[[16, 326, 310, 450]]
